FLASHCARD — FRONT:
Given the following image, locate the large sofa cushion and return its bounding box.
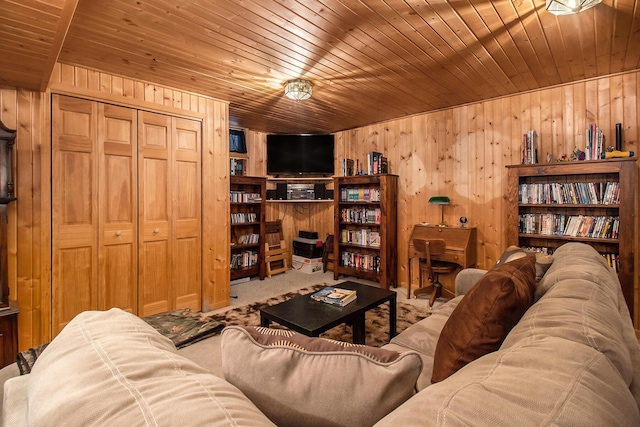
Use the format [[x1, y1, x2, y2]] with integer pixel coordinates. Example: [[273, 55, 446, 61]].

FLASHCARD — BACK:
[[25, 309, 275, 427], [221, 325, 423, 427], [382, 295, 463, 390], [506, 242, 640, 407], [377, 336, 640, 426], [495, 245, 553, 282], [431, 255, 536, 383]]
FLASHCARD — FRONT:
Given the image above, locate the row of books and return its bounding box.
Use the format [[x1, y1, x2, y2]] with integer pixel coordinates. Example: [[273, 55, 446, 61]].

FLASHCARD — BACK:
[[339, 207, 381, 224], [230, 250, 258, 269], [520, 245, 619, 272], [521, 130, 538, 164], [235, 233, 259, 245], [340, 251, 381, 272], [341, 158, 357, 176], [340, 187, 381, 202], [230, 190, 261, 203], [230, 158, 245, 176], [366, 151, 388, 175], [519, 214, 619, 239], [585, 123, 605, 161], [340, 153, 389, 176], [310, 286, 357, 307], [340, 229, 380, 247], [518, 182, 620, 205], [231, 212, 258, 224]]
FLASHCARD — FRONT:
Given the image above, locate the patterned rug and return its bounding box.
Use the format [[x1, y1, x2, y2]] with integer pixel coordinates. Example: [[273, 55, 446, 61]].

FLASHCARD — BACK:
[[213, 283, 431, 347]]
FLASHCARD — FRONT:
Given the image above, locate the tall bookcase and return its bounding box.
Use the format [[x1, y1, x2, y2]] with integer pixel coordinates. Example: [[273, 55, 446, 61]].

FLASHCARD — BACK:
[[333, 174, 398, 289], [230, 176, 266, 281], [506, 158, 637, 322]]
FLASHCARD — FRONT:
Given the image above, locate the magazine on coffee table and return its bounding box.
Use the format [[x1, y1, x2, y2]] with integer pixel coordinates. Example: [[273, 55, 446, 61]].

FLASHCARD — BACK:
[[310, 286, 357, 307]]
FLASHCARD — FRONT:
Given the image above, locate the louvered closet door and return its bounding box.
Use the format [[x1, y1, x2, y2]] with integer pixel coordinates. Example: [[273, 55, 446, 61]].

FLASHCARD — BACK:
[[52, 95, 99, 335], [98, 104, 137, 312], [173, 118, 202, 310]]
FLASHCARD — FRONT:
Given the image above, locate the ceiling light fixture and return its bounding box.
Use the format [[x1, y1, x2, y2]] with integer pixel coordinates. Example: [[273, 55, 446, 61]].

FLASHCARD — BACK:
[[545, 0, 601, 15], [284, 79, 312, 101]]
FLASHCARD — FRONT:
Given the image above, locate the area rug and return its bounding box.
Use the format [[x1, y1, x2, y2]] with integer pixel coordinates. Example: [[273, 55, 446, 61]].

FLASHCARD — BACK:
[[213, 283, 431, 347]]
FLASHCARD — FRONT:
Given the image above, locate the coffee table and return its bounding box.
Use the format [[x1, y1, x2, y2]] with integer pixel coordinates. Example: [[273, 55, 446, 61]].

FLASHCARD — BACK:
[[259, 281, 397, 345]]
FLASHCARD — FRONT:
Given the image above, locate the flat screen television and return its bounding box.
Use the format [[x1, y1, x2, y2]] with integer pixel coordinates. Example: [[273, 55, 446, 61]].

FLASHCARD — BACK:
[[266, 134, 335, 176]]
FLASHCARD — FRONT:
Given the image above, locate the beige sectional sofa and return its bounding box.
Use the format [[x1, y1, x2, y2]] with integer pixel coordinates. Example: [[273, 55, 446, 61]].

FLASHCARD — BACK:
[[2, 242, 639, 426]]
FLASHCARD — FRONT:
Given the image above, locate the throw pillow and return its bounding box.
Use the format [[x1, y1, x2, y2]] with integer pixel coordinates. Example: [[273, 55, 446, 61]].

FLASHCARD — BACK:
[[495, 245, 553, 282], [431, 254, 537, 383], [221, 326, 423, 427]]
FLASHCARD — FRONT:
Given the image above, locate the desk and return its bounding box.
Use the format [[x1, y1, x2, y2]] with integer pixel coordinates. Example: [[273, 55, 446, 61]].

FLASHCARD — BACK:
[[407, 225, 477, 296]]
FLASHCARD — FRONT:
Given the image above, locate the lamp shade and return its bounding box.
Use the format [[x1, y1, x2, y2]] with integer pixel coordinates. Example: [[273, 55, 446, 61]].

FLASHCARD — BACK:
[[284, 79, 312, 100], [546, 0, 602, 15], [428, 196, 450, 205]]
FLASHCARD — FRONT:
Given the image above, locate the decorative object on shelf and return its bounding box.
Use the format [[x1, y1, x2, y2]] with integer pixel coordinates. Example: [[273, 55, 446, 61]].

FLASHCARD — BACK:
[[284, 79, 312, 100], [459, 216, 468, 228], [601, 150, 634, 159], [546, 0, 601, 15], [429, 196, 450, 227]]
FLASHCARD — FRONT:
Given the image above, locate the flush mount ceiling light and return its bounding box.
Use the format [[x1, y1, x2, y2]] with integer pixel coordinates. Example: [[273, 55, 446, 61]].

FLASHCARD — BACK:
[[546, 0, 602, 15], [284, 79, 312, 101]]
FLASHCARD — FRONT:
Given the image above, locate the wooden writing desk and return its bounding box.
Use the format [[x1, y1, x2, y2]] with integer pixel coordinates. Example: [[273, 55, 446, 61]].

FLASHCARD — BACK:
[[408, 224, 477, 294]]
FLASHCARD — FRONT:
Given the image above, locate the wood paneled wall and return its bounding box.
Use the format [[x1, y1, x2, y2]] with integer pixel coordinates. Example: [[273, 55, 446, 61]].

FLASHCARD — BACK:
[[2, 67, 640, 348], [2, 63, 230, 349], [247, 71, 640, 325]]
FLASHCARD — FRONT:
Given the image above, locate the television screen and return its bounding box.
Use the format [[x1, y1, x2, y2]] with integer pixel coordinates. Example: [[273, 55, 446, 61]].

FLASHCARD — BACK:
[[266, 134, 335, 176]]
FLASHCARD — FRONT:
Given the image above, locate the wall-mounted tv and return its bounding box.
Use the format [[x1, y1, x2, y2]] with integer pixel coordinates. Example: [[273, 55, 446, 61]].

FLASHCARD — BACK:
[[266, 134, 335, 176]]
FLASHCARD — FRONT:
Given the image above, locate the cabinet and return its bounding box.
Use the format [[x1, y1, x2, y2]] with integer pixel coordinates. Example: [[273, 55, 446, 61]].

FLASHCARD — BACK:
[[230, 176, 266, 280], [506, 158, 636, 321], [333, 175, 398, 289], [266, 177, 334, 203], [51, 95, 202, 334]]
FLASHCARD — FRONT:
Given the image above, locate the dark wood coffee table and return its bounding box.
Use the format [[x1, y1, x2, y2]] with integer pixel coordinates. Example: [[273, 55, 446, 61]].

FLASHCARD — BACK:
[[259, 281, 396, 345]]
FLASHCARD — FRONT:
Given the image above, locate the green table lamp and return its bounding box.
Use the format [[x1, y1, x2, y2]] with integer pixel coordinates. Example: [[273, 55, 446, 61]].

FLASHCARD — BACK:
[[429, 196, 450, 227]]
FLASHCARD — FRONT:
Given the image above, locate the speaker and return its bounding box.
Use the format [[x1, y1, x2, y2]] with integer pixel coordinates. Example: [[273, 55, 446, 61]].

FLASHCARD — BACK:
[[276, 183, 287, 200], [314, 183, 326, 199], [266, 189, 276, 200]]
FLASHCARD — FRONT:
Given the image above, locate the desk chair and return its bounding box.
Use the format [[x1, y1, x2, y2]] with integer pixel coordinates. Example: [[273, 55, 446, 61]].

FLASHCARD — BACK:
[[410, 238, 458, 308]]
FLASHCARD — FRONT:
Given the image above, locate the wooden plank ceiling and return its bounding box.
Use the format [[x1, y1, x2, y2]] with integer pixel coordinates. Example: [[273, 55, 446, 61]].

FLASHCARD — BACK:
[[1, 0, 639, 134]]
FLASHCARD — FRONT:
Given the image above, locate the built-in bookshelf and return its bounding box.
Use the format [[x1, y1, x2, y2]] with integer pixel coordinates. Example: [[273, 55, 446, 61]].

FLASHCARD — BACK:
[[333, 174, 398, 289], [506, 158, 636, 322], [230, 176, 266, 280]]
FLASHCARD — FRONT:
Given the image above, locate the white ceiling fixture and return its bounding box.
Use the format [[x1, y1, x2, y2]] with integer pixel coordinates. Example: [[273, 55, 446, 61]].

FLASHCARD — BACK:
[[284, 79, 313, 101], [546, 0, 602, 15]]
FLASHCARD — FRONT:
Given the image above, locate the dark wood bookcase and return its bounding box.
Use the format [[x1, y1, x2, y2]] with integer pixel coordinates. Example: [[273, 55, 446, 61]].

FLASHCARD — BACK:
[[333, 174, 398, 289], [230, 176, 266, 281], [506, 158, 637, 324]]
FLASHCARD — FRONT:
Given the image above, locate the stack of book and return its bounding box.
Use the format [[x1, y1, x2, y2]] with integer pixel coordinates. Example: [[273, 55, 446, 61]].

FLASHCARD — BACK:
[[522, 130, 538, 164], [310, 287, 357, 307]]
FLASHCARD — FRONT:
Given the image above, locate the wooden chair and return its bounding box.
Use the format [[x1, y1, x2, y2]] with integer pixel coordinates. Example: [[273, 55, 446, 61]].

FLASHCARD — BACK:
[[411, 238, 458, 308], [322, 234, 334, 272], [264, 220, 288, 278]]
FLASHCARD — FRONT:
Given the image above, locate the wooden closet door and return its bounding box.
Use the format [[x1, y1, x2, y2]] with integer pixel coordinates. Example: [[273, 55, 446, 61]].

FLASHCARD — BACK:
[[98, 104, 137, 312], [51, 95, 98, 335], [173, 118, 201, 310], [138, 112, 172, 316]]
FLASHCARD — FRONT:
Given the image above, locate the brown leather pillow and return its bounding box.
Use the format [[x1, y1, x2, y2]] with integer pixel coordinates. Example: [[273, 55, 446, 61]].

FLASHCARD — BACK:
[[431, 255, 537, 383]]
